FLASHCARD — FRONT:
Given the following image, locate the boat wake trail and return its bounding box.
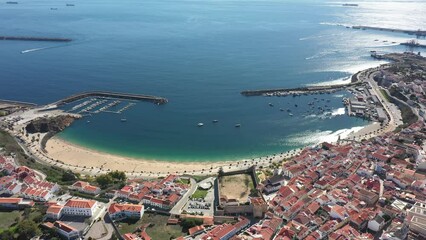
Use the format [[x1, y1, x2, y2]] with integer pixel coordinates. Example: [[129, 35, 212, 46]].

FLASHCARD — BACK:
[[20, 40, 90, 54], [21, 47, 49, 54]]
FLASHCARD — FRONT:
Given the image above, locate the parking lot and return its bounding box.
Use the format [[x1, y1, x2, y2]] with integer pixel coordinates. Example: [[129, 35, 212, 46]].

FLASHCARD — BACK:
[[183, 177, 215, 216]]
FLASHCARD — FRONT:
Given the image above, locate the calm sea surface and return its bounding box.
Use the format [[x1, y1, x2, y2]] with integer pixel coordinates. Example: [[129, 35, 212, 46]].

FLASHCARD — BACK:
[[1, 0, 425, 161]]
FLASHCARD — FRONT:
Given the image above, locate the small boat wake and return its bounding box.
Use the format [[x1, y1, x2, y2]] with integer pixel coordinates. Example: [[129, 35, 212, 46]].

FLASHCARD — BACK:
[[21, 47, 46, 54], [21, 45, 63, 54], [20, 40, 90, 54]]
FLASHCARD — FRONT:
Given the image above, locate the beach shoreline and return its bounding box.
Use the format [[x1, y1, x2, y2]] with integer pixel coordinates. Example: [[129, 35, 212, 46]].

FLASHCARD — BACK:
[[38, 119, 379, 177], [39, 135, 301, 177]]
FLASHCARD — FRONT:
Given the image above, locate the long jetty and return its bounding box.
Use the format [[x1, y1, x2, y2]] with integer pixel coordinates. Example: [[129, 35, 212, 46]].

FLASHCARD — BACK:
[[52, 91, 168, 106], [352, 26, 426, 37], [0, 36, 72, 42], [241, 82, 361, 97]]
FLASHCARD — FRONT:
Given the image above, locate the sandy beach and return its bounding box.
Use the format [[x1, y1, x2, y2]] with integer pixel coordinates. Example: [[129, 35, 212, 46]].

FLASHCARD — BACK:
[[39, 120, 385, 178], [41, 136, 299, 177]]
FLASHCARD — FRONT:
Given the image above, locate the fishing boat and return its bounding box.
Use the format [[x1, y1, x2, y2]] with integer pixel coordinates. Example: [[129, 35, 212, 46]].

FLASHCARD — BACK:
[[197, 123, 204, 127]]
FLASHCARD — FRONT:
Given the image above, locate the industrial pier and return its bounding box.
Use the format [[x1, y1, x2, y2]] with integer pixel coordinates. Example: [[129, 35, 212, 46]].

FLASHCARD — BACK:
[[53, 91, 168, 106]]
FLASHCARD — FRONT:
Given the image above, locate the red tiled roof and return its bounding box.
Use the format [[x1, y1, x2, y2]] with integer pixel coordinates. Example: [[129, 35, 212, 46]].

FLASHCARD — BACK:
[[188, 225, 205, 235], [54, 221, 78, 233], [108, 203, 143, 214], [47, 204, 64, 214], [64, 199, 96, 209], [0, 197, 21, 204]]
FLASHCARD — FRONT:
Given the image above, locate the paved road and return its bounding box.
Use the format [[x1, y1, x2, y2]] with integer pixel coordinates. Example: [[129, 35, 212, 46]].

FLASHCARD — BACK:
[[84, 197, 116, 240], [170, 178, 197, 215]]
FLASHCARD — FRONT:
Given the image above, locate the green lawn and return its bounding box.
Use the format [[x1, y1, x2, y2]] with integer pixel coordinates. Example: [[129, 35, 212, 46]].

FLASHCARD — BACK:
[[191, 188, 208, 199], [176, 178, 190, 185], [0, 210, 22, 231], [117, 213, 184, 239]]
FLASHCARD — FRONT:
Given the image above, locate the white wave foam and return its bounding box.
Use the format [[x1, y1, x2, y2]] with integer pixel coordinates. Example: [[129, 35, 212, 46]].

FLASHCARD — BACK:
[[305, 50, 339, 60], [306, 76, 351, 87], [286, 126, 365, 146], [331, 107, 346, 116], [319, 22, 349, 27]]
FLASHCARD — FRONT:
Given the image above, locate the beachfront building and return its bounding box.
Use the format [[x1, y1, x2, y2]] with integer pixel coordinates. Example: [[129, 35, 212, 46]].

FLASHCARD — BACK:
[[108, 203, 144, 220], [63, 199, 98, 217]]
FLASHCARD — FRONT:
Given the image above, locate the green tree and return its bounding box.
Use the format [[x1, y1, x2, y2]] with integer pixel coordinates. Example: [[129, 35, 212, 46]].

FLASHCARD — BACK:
[[110, 171, 126, 181], [16, 219, 41, 240], [180, 218, 203, 232], [96, 174, 113, 188], [0, 230, 14, 240], [62, 170, 77, 182]]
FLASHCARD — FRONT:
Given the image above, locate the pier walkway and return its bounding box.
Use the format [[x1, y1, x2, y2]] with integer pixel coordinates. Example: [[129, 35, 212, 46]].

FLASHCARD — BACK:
[[52, 91, 168, 106]]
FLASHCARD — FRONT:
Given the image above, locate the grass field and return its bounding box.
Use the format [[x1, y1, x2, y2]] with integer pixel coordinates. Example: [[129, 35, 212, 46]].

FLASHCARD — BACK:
[[191, 188, 208, 199], [118, 213, 184, 239], [0, 210, 22, 231]]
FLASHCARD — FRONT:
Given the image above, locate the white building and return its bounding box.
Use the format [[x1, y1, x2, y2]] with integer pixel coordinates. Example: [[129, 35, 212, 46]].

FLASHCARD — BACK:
[[407, 201, 426, 237], [368, 215, 385, 232], [108, 203, 144, 220], [63, 199, 97, 217]]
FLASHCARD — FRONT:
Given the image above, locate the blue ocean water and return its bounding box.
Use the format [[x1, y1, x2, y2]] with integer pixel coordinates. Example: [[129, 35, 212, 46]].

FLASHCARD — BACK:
[[1, 0, 425, 161]]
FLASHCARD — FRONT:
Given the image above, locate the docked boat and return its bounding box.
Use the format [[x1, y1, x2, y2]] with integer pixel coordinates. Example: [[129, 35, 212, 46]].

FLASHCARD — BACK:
[[197, 123, 204, 127]]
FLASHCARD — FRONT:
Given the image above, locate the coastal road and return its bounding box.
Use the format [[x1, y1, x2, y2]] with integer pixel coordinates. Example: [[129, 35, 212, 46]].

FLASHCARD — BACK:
[[170, 178, 197, 215], [364, 68, 402, 132]]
